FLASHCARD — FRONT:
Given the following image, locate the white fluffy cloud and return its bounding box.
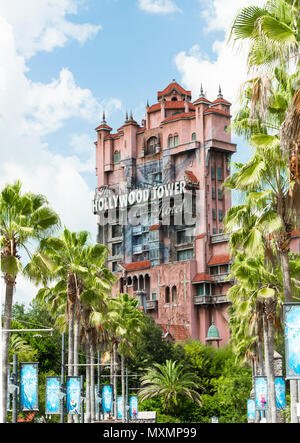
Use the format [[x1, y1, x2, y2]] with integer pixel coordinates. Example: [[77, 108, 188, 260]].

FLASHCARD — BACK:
[[175, 0, 266, 108], [0, 3, 121, 305], [0, 0, 102, 59], [138, 0, 181, 14]]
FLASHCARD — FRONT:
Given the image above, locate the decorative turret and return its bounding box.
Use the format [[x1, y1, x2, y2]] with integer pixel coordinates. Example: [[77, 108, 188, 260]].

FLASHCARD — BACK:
[[205, 320, 222, 347]]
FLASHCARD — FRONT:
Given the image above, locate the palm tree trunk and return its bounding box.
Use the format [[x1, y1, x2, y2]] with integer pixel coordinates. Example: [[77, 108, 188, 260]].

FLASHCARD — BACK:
[[90, 342, 95, 423], [280, 250, 299, 423], [85, 334, 91, 423], [265, 310, 277, 423], [73, 301, 80, 423], [258, 336, 264, 376], [2, 279, 15, 423], [113, 344, 118, 418], [121, 354, 126, 423], [67, 307, 75, 423]]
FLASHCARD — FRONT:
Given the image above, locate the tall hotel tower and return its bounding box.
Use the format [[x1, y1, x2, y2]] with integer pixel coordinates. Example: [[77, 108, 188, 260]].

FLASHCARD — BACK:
[[94, 80, 236, 345]]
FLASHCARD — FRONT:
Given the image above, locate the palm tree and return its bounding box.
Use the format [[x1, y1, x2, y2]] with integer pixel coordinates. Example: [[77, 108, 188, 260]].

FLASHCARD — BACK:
[[227, 253, 288, 422], [230, 0, 299, 69], [224, 66, 300, 421], [106, 293, 145, 422], [0, 181, 60, 422], [30, 232, 115, 422], [139, 360, 203, 416], [79, 259, 116, 422]]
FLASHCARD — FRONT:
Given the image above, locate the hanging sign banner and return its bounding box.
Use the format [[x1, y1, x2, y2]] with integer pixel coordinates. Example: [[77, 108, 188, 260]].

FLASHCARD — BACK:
[[129, 396, 138, 419], [66, 376, 81, 415], [275, 377, 286, 410], [247, 399, 256, 423], [102, 385, 113, 413], [254, 376, 268, 411], [19, 363, 39, 411], [117, 396, 123, 420], [284, 303, 300, 379], [45, 377, 61, 415]]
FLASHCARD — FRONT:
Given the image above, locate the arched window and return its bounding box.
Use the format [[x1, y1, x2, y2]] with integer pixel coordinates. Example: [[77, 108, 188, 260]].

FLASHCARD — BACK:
[[174, 134, 179, 146], [191, 132, 196, 141], [165, 287, 170, 303], [172, 286, 177, 302], [168, 135, 174, 148], [171, 97, 178, 101], [114, 150, 121, 163], [133, 276, 138, 292], [147, 137, 156, 155]]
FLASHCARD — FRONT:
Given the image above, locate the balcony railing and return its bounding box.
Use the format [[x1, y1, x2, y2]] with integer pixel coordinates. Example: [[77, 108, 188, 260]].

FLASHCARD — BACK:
[[194, 294, 230, 305], [133, 244, 143, 254], [211, 273, 231, 283], [132, 225, 148, 236], [146, 300, 158, 311], [210, 233, 230, 244]]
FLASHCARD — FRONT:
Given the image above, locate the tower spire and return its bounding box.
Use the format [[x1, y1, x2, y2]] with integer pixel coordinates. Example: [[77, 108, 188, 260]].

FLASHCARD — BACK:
[[217, 85, 223, 99], [199, 83, 205, 98], [102, 111, 106, 124]]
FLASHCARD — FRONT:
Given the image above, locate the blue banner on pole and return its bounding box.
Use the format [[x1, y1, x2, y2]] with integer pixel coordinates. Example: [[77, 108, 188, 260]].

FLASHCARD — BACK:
[[275, 377, 286, 410], [129, 396, 138, 419], [254, 376, 268, 411], [102, 385, 113, 413], [247, 399, 255, 422], [19, 363, 39, 411], [66, 377, 81, 415], [284, 303, 300, 379], [117, 396, 123, 420], [45, 377, 61, 415]]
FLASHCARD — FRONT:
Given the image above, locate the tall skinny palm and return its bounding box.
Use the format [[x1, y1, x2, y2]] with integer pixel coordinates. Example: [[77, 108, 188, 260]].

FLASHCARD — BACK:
[[0, 181, 60, 422]]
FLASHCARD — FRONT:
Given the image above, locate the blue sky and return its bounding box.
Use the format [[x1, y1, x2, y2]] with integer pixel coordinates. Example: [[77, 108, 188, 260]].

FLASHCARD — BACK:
[[0, 0, 264, 304]]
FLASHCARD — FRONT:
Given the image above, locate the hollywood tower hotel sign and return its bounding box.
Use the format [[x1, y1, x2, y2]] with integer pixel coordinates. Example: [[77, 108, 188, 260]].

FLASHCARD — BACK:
[[93, 80, 237, 345]]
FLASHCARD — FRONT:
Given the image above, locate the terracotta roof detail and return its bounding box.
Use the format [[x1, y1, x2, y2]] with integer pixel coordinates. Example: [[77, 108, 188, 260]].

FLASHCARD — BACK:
[[162, 111, 195, 124], [148, 101, 195, 114], [158, 81, 191, 99], [149, 224, 160, 231], [122, 260, 151, 271], [192, 273, 213, 283], [185, 170, 199, 184], [211, 98, 232, 105], [204, 108, 230, 117], [208, 254, 231, 266], [95, 124, 112, 131]]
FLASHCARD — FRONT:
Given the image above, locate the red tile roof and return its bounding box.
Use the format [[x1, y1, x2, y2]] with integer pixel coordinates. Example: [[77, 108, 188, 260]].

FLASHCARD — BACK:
[[122, 260, 151, 271], [148, 101, 195, 114], [149, 224, 160, 231], [204, 108, 230, 117], [158, 81, 191, 99], [192, 273, 213, 283], [193, 97, 212, 105], [196, 233, 206, 239], [185, 170, 199, 184], [95, 124, 112, 131], [208, 254, 231, 266], [292, 229, 300, 237], [162, 112, 195, 124], [212, 98, 232, 105]]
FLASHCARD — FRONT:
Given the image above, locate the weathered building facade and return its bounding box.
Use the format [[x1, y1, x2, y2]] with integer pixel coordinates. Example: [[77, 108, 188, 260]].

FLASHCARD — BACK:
[[93, 80, 300, 344]]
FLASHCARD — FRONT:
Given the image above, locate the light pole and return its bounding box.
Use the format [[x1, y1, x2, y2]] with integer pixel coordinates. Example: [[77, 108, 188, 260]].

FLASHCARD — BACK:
[[60, 333, 65, 423]]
